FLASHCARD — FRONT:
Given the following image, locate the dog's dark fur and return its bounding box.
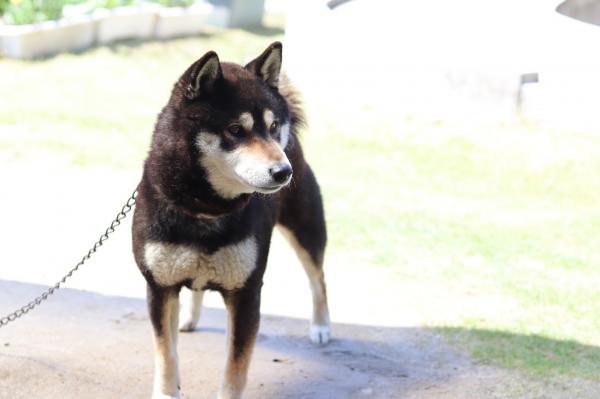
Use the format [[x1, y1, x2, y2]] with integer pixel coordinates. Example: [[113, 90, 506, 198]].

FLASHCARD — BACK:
[[131, 42, 330, 399]]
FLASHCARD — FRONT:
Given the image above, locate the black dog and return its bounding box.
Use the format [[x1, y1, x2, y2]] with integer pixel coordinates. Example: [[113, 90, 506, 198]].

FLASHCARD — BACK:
[[132, 42, 330, 399]]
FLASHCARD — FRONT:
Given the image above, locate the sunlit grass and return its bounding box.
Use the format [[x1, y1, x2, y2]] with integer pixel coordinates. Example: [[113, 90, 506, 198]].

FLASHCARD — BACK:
[[303, 116, 600, 378], [1, 17, 599, 380], [0, 21, 284, 166]]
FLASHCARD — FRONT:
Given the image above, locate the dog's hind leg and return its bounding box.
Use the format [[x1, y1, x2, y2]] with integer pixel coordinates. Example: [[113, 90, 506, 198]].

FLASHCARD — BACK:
[[277, 164, 331, 345], [178, 288, 204, 332], [218, 287, 261, 399], [278, 225, 331, 344], [148, 284, 181, 399]]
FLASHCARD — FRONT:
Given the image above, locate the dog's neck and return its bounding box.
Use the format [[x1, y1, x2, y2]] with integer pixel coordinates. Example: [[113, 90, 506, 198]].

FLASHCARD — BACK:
[[142, 167, 251, 221]]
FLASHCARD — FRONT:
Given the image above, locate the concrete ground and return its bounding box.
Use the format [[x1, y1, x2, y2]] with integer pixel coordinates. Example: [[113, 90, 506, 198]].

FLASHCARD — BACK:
[[1, 163, 599, 398], [0, 280, 486, 399]]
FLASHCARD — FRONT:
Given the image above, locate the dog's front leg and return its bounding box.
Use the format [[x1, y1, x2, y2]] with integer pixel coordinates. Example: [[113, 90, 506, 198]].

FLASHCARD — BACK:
[[148, 284, 181, 399], [218, 286, 261, 399]]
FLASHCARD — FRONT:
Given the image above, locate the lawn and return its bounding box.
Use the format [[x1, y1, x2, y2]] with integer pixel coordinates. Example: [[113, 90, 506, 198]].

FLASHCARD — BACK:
[[1, 18, 600, 381]]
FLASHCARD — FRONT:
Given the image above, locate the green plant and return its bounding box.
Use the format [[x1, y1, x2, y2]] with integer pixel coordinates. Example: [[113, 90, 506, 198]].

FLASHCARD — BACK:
[[3, 0, 64, 24], [94, 0, 133, 8], [3, 0, 94, 24], [0, 0, 10, 15], [153, 0, 195, 8]]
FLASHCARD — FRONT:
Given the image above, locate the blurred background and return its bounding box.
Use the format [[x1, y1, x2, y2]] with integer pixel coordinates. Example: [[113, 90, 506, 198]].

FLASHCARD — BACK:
[[1, 0, 600, 397]]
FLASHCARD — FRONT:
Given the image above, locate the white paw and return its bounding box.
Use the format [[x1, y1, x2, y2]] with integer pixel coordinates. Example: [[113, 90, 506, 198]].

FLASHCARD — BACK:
[[178, 318, 198, 332], [310, 324, 331, 345]]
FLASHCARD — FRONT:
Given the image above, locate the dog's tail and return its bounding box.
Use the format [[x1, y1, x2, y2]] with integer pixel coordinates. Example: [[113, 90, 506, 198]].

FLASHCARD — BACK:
[[279, 74, 307, 136]]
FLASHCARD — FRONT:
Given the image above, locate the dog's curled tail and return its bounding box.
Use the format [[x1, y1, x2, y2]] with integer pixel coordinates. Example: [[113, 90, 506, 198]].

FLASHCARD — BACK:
[[279, 74, 307, 136]]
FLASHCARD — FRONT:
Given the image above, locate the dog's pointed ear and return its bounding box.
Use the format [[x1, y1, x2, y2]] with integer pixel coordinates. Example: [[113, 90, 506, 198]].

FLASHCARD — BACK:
[[245, 41, 282, 89], [185, 51, 223, 99]]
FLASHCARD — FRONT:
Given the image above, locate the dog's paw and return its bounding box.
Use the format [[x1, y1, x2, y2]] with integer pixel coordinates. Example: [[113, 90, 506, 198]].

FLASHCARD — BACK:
[[310, 324, 331, 345], [178, 319, 198, 332]]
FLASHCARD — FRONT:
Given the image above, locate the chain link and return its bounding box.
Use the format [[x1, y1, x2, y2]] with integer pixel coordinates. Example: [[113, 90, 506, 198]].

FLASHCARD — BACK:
[[0, 189, 138, 328]]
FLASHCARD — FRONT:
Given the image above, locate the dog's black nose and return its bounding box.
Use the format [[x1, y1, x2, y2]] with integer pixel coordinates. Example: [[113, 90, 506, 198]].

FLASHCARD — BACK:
[[269, 163, 293, 184]]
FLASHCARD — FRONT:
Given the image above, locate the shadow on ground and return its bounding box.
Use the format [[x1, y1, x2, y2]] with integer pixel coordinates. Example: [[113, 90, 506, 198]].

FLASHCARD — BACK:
[[1, 280, 599, 399]]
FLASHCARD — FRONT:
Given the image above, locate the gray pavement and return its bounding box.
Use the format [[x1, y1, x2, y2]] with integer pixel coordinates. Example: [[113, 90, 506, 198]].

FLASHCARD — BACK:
[[0, 280, 461, 399]]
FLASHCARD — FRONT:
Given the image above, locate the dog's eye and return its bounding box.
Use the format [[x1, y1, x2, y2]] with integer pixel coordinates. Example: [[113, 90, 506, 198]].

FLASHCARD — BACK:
[[269, 121, 279, 135], [227, 124, 244, 137]]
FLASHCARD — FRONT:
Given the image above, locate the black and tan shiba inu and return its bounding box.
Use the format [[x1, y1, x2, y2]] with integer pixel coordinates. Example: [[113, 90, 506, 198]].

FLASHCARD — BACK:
[[131, 42, 331, 399]]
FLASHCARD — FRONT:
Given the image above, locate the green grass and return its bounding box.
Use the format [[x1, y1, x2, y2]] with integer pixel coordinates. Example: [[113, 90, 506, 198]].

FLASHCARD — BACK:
[[437, 327, 600, 380], [1, 19, 600, 381], [303, 118, 600, 378], [0, 21, 284, 167]]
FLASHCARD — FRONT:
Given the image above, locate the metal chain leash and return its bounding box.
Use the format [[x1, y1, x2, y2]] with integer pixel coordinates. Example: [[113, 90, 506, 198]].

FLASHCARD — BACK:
[[0, 189, 138, 328]]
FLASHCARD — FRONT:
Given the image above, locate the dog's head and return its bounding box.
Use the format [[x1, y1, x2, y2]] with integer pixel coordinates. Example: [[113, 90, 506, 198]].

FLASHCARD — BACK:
[[159, 42, 294, 200]]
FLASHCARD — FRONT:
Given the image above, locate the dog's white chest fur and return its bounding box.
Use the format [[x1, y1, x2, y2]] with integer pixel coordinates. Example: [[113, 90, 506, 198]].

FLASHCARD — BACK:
[[144, 237, 257, 290]]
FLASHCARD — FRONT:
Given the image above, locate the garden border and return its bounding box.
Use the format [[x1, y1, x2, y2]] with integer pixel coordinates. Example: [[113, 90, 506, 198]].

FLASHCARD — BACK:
[[0, 2, 230, 59]]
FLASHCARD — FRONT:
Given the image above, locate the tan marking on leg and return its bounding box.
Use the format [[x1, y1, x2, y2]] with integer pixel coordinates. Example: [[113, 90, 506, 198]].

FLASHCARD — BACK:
[[179, 288, 204, 332], [218, 299, 258, 399], [278, 225, 331, 344], [169, 295, 179, 348], [152, 294, 181, 399]]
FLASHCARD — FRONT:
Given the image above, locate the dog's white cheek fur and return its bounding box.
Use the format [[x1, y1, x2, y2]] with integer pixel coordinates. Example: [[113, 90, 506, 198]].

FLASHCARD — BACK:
[[196, 132, 253, 199], [196, 130, 290, 199], [280, 122, 290, 149], [144, 237, 258, 290]]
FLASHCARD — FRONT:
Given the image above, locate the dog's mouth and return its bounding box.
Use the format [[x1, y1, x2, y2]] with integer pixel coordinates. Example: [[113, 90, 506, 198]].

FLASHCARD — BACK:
[[251, 175, 292, 194]]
